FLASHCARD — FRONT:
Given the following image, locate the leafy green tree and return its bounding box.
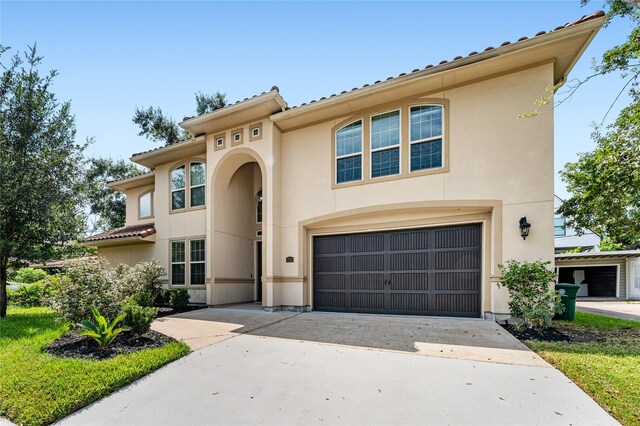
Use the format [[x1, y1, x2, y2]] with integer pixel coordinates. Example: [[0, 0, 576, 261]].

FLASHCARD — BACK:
[[558, 1, 640, 247], [85, 157, 143, 232], [0, 45, 88, 318], [195, 90, 227, 115], [133, 91, 228, 145]]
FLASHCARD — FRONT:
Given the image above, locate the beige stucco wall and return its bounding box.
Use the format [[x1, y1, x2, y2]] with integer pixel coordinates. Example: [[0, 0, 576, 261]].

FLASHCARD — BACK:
[[101, 63, 555, 315], [277, 63, 555, 314]]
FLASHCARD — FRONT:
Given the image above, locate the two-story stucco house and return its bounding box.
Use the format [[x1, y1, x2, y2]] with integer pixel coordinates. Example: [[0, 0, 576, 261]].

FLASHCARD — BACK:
[[84, 12, 604, 319]]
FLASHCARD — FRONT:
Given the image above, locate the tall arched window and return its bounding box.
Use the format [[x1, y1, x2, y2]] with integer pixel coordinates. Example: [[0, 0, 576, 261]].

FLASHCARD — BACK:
[[256, 190, 263, 224], [171, 165, 186, 210]]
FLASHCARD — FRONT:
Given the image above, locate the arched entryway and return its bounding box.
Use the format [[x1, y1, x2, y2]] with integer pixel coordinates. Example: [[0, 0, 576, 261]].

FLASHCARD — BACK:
[[211, 150, 265, 306]]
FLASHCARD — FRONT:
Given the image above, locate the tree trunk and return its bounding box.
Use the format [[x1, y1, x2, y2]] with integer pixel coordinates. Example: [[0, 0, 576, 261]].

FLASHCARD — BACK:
[[0, 256, 7, 318]]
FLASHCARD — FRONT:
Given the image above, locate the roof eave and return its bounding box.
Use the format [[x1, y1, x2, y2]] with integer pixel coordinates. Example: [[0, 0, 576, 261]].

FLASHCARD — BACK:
[[271, 15, 605, 125], [130, 135, 206, 169], [82, 234, 156, 248], [179, 91, 287, 134], [107, 172, 155, 192]]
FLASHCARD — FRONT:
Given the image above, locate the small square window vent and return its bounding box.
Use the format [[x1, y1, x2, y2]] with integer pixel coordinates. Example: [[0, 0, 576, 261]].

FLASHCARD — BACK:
[[252, 128, 260, 137], [256, 230, 262, 237], [234, 133, 241, 142], [216, 138, 224, 147]]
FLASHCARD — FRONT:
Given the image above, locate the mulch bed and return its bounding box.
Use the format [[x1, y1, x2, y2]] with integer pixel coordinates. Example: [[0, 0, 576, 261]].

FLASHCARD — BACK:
[[156, 305, 207, 318], [46, 330, 178, 360], [501, 323, 640, 343]]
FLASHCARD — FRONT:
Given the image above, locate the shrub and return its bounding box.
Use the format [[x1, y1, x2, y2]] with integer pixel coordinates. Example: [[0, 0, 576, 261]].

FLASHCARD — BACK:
[[169, 288, 190, 311], [131, 291, 154, 308], [7, 281, 51, 307], [117, 261, 166, 302], [123, 302, 158, 335], [498, 260, 564, 330], [77, 307, 130, 349], [14, 268, 47, 284], [48, 258, 121, 323]]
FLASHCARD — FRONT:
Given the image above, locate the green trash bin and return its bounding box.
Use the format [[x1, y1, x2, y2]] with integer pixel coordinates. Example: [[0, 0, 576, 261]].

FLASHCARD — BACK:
[[555, 283, 581, 320]]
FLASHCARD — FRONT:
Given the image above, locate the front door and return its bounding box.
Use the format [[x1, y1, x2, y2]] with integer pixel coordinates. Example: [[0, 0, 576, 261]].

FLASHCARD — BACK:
[[256, 242, 263, 302]]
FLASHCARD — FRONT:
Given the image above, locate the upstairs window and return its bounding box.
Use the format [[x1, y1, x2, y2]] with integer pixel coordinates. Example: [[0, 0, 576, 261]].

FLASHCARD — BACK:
[[171, 166, 186, 210], [190, 162, 206, 207], [554, 217, 566, 236], [171, 161, 206, 211], [336, 120, 363, 184], [371, 110, 400, 178], [409, 105, 443, 172], [139, 191, 153, 218]]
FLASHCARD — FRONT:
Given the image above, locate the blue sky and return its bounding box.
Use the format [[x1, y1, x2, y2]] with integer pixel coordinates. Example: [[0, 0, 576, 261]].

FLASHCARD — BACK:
[[0, 1, 633, 197]]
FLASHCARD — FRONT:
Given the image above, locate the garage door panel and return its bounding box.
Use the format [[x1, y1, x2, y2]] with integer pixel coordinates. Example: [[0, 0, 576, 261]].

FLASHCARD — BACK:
[[352, 274, 385, 290], [434, 249, 480, 270], [351, 293, 385, 310], [390, 273, 429, 291], [433, 294, 479, 313], [351, 254, 385, 271], [390, 231, 430, 251], [314, 292, 347, 309], [314, 275, 347, 290], [313, 224, 481, 317], [314, 256, 346, 273], [434, 227, 481, 248], [389, 293, 429, 312], [390, 252, 430, 270], [434, 272, 479, 291], [350, 234, 385, 252], [314, 237, 346, 255]]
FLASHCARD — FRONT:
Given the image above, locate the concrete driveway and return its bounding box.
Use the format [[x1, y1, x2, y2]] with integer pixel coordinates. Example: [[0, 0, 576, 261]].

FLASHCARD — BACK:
[[59, 306, 617, 426], [577, 300, 640, 321]]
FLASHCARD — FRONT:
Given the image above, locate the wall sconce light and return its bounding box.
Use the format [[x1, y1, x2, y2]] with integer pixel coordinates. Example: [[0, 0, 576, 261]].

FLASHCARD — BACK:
[[519, 217, 531, 240]]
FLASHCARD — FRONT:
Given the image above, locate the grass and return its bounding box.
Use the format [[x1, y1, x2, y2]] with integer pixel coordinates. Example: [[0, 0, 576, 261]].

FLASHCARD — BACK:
[[0, 307, 190, 426], [525, 312, 640, 425]]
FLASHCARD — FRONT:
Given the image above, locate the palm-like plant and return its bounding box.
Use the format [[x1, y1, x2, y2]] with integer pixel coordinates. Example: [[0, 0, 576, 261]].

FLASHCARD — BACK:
[[77, 307, 130, 349]]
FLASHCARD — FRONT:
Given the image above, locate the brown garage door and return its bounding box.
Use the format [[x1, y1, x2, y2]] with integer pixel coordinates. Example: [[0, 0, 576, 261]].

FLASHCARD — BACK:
[[313, 224, 482, 317]]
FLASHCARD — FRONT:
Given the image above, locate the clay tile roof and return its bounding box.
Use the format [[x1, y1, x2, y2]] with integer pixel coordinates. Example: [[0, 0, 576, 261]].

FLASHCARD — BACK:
[[107, 170, 153, 185], [83, 223, 156, 243], [285, 11, 604, 109]]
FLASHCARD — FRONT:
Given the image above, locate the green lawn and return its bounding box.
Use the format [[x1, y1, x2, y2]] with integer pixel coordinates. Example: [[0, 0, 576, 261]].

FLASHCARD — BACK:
[[525, 312, 640, 425], [0, 307, 190, 426]]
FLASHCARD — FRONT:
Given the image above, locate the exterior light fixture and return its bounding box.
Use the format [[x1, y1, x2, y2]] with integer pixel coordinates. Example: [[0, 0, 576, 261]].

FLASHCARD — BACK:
[[519, 217, 531, 240]]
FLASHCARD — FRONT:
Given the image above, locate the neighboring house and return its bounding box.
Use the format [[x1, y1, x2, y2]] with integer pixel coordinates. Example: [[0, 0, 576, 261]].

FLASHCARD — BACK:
[[83, 12, 605, 318], [554, 195, 601, 253], [556, 251, 640, 299]]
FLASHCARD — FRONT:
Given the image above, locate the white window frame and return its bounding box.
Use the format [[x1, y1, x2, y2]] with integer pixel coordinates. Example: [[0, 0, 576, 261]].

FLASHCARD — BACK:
[[170, 240, 186, 286], [234, 132, 241, 142], [189, 238, 206, 286], [335, 119, 364, 185], [170, 165, 186, 211], [170, 238, 206, 286], [370, 108, 402, 179], [216, 137, 224, 147], [189, 161, 206, 208], [408, 104, 445, 173], [252, 127, 260, 138], [138, 190, 154, 219]]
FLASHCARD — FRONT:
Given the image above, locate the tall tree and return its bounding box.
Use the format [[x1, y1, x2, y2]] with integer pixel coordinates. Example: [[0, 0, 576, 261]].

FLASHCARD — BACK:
[[133, 91, 228, 145], [558, 1, 640, 248], [85, 158, 143, 233], [0, 45, 88, 317]]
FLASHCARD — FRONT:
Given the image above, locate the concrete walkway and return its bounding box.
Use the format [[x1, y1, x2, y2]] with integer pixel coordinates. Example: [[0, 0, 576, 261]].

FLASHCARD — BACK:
[[59, 307, 618, 425], [577, 300, 640, 321]]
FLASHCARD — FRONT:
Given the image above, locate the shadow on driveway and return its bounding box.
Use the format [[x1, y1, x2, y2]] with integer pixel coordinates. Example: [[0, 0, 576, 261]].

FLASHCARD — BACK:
[[153, 304, 547, 367]]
